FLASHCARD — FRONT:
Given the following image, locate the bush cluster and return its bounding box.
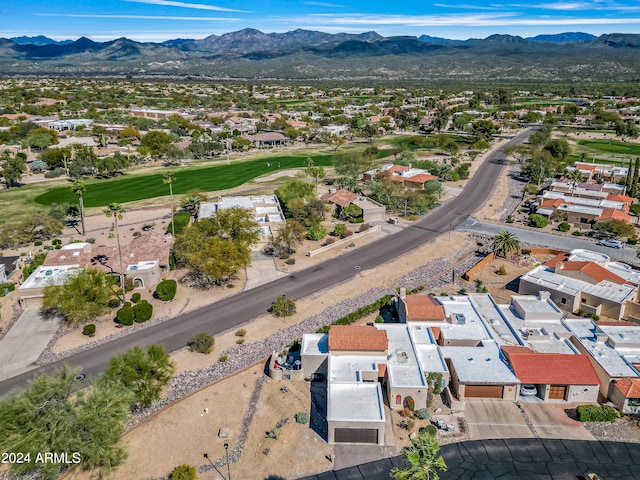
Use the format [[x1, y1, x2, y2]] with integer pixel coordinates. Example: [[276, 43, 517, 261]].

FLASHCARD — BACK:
[[133, 300, 153, 323], [188, 333, 214, 354], [169, 464, 197, 480], [82, 324, 96, 336], [107, 298, 121, 308], [558, 221, 571, 232], [117, 303, 134, 326], [306, 223, 327, 241], [316, 295, 394, 333], [130, 292, 141, 303], [155, 279, 177, 301], [576, 404, 618, 422]]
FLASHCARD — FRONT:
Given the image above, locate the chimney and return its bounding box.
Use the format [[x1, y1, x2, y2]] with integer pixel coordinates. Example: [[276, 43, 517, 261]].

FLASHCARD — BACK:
[[538, 291, 551, 301], [408, 163, 412, 169]]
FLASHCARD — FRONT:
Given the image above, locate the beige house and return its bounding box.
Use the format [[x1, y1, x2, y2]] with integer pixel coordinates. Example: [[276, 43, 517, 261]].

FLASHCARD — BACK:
[[609, 378, 640, 414]]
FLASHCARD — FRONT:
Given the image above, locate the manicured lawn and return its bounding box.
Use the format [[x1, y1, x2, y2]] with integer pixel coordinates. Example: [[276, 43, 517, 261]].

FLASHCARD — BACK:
[[577, 139, 640, 156], [34, 153, 334, 208]]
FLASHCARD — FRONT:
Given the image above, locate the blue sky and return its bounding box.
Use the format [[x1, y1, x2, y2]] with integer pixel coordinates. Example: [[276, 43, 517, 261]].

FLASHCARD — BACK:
[[3, 0, 640, 42]]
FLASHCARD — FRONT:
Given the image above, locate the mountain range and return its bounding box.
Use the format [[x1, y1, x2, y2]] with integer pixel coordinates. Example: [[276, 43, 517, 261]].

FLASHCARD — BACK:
[[1, 29, 637, 81]]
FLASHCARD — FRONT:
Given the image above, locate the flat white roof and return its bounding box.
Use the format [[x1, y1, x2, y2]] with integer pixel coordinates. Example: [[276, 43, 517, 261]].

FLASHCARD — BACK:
[[20, 264, 80, 290], [598, 324, 640, 349], [557, 204, 603, 216], [521, 266, 637, 304], [375, 324, 426, 388], [327, 383, 385, 423], [438, 296, 495, 341], [440, 342, 520, 384], [301, 333, 329, 356], [510, 295, 564, 319], [568, 249, 610, 263], [329, 355, 384, 384]]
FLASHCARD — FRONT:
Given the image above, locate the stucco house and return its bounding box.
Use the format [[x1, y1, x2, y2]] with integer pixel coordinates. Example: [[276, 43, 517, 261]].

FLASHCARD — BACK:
[[609, 378, 640, 414]]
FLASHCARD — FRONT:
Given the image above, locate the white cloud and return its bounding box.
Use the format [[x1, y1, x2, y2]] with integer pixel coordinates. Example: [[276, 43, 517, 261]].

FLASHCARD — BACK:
[[125, 0, 248, 13], [36, 13, 239, 21], [303, 1, 345, 7]]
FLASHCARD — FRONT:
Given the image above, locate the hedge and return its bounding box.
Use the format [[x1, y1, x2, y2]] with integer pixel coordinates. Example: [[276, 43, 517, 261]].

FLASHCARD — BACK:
[[316, 295, 394, 334], [155, 279, 177, 301], [133, 300, 153, 323], [576, 404, 618, 422]]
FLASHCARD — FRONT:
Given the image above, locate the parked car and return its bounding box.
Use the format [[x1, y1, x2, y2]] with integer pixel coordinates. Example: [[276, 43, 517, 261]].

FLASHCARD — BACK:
[[520, 384, 537, 396], [597, 239, 623, 249]]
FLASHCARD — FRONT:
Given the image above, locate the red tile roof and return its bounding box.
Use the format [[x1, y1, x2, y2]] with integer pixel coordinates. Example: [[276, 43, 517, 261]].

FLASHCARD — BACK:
[[404, 295, 446, 321], [595, 208, 631, 223], [544, 252, 570, 268], [387, 165, 409, 175], [613, 377, 640, 399], [606, 194, 634, 205], [328, 325, 388, 352], [507, 353, 600, 385], [321, 189, 359, 208], [405, 174, 438, 184], [501, 346, 536, 356], [557, 261, 630, 285], [539, 198, 565, 209]]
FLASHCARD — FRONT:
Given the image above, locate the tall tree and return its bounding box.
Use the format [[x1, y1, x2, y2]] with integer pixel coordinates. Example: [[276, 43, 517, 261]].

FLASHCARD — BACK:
[[391, 430, 447, 480], [632, 157, 640, 198], [0, 150, 27, 187], [105, 203, 126, 301], [71, 181, 86, 235], [0, 368, 132, 480], [305, 157, 326, 189], [163, 171, 176, 237], [42, 268, 117, 326], [106, 345, 175, 407], [492, 231, 520, 258], [271, 219, 306, 256]]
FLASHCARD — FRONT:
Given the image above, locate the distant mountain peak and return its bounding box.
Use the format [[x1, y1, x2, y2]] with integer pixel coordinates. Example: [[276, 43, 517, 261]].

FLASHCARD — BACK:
[[10, 35, 72, 46], [526, 32, 596, 43]]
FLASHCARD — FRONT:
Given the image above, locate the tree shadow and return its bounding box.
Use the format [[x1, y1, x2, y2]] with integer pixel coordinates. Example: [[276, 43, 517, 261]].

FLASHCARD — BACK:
[[309, 378, 328, 442]]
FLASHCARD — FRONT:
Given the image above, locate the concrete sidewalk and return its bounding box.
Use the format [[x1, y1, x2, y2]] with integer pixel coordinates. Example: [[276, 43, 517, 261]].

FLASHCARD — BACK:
[[0, 309, 61, 381], [300, 439, 640, 480]]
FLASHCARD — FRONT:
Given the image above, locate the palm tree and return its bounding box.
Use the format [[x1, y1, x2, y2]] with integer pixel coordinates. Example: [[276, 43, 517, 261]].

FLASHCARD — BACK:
[[71, 181, 86, 235], [391, 430, 447, 480], [163, 171, 176, 237], [181, 190, 206, 219], [567, 169, 582, 196], [492, 231, 520, 258], [105, 203, 126, 301]]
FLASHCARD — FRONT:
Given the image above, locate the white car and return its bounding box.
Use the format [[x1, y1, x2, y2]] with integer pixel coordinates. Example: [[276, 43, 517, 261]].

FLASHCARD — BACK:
[[520, 384, 537, 396], [597, 239, 623, 249]]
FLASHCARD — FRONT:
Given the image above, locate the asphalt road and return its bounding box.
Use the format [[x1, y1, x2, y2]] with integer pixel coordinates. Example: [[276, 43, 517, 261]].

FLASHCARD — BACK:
[[457, 217, 639, 265], [0, 129, 535, 397]]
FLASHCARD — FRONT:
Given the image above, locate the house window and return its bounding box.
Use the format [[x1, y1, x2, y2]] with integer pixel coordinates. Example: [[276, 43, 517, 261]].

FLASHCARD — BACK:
[[628, 398, 640, 407], [134, 278, 144, 288], [580, 217, 589, 224], [561, 298, 567, 305], [395, 395, 402, 406], [582, 298, 587, 303]]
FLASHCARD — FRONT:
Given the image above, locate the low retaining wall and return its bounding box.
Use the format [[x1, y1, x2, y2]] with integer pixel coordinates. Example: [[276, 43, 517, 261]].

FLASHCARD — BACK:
[[307, 224, 381, 257]]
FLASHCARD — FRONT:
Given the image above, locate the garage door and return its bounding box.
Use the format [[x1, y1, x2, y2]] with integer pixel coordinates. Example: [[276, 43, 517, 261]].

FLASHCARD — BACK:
[[549, 386, 566, 400], [465, 385, 503, 398], [334, 428, 378, 444]]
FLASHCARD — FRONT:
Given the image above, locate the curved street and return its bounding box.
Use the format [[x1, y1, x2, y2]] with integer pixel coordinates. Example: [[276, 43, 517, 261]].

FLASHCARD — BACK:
[[0, 129, 534, 397]]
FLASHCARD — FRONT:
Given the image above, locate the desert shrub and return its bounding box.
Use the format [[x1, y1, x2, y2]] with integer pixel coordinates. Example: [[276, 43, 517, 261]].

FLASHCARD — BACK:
[[219, 355, 228, 362], [52, 239, 62, 246], [236, 338, 245, 344], [404, 396, 415, 412], [558, 222, 571, 232], [359, 223, 371, 232], [506, 215, 514, 223], [415, 408, 430, 420], [496, 265, 507, 275], [521, 248, 532, 255], [324, 237, 335, 245], [306, 224, 327, 241], [528, 213, 548, 228], [295, 412, 309, 424], [572, 230, 583, 236], [576, 404, 618, 422], [342, 229, 354, 238], [107, 298, 121, 308], [82, 324, 96, 336], [85, 237, 96, 244], [285, 257, 296, 265], [34, 240, 43, 246], [133, 300, 153, 323], [235, 328, 246, 337], [407, 215, 419, 221], [133, 231, 142, 237], [188, 333, 214, 354], [130, 292, 141, 303], [628, 237, 638, 245], [155, 279, 177, 301], [169, 464, 197, 480], [44, 167, 65, 178], [374, 315, 384, 323], [332, 223, 347, 237], [124, 277, 134, 292], [116, 303, 134, 326]]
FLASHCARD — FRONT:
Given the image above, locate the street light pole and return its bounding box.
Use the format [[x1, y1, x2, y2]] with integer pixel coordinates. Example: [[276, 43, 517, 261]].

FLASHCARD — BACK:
[[224, 443, 231, 480]]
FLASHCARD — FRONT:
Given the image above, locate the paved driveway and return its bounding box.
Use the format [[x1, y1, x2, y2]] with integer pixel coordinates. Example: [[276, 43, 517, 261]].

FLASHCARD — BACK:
[[0, 309, 61, 381], [464, 398, 533, 439], [522, 403, 594, 440]]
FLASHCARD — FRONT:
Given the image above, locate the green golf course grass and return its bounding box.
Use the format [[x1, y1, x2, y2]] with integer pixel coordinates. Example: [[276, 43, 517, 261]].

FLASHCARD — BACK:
[[34, 153, 335, 208], [577, 139, 640, 156]]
